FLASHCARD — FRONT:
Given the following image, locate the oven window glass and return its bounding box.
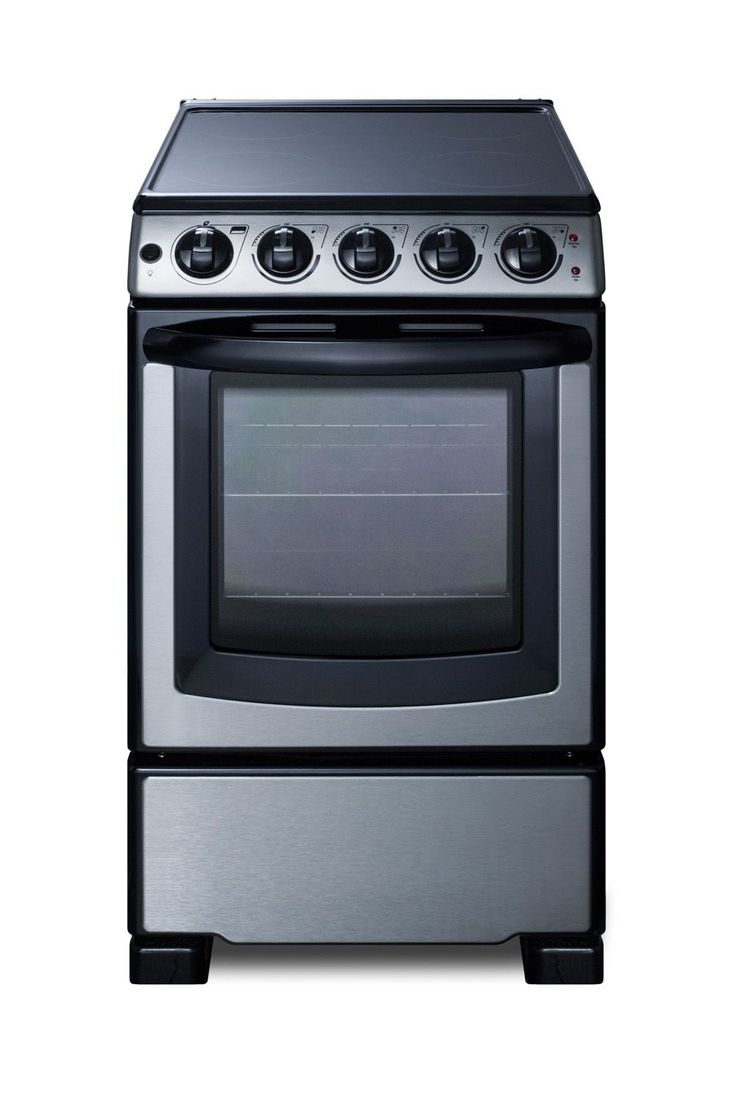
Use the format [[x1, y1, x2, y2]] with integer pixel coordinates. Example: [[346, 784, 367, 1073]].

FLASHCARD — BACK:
[[211, 372, 521, 657]]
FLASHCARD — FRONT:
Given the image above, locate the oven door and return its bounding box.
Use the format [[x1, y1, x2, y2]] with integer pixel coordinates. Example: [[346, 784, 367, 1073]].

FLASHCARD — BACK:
[[135, 315, 596, 747]]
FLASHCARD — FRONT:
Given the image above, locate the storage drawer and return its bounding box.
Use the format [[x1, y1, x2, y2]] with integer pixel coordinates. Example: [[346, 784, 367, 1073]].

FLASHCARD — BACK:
[[131, 769, 601, 943]]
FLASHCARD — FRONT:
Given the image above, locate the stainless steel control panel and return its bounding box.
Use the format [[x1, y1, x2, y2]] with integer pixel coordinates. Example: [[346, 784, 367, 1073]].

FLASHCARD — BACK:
[[129, 213, 604, 297]]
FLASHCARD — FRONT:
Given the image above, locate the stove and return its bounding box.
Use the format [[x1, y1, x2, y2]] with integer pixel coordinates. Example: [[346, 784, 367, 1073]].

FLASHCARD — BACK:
[[128, 101, 605, 984]]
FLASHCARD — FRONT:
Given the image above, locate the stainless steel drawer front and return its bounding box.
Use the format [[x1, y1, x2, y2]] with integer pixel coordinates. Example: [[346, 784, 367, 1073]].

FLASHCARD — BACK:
[[140, 773, 593, 942]]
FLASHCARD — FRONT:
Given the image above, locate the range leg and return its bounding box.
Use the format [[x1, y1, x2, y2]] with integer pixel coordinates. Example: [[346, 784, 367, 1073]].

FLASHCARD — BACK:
[[130, 934, 213, 984], [520, 935, 603, 984]]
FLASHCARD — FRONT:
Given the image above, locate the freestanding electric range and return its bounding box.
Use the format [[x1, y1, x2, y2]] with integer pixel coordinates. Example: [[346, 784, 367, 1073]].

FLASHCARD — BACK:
[[128, 100, 605, 984]]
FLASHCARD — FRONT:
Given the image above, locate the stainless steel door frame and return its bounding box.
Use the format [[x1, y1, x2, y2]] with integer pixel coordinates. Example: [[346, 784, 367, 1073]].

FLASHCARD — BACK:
[[138, 360, 592, 747]]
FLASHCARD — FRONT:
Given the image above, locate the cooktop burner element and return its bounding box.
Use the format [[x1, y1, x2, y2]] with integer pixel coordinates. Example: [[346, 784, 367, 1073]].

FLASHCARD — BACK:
[[176, 151, 322, 190], [419, 150, 554, 189]]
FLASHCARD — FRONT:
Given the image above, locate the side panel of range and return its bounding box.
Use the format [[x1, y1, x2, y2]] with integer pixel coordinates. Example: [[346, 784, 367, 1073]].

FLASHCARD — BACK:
[[129, 214, 604, 297]]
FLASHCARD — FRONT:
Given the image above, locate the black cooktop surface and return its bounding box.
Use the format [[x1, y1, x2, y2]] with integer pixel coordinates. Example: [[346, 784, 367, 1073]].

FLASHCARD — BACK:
[[139, 101, 597, 212]]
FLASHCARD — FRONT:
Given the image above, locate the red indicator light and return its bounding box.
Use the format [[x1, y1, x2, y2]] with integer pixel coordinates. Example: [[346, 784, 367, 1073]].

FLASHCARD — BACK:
[[569, 233, 579, 243], [571, 266, 581, 276]]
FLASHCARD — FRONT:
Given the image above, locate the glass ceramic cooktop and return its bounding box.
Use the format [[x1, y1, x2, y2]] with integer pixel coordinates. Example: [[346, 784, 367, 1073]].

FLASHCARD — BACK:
[[150, 107, 591, 197]]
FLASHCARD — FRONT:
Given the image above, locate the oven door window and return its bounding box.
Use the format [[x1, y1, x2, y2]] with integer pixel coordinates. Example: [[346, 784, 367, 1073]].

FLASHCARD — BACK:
[[211, 372, 521, 657]]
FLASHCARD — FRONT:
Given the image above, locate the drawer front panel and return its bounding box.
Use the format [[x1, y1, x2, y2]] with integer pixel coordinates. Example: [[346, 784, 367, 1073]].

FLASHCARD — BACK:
[[134, 771, 598, 943]]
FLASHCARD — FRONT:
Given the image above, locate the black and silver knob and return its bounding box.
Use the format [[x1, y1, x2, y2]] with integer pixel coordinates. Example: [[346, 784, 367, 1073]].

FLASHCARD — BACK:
[[500, 227, 557, 280], [175, 225, 233, 278], [419, 227, 475, 279], [338, 227, 394, 278], [257, 225, 313, 277]]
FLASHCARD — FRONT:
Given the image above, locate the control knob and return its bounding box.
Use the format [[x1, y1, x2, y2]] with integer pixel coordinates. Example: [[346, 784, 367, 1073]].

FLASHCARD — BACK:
[[500, 227, 557, 279], [419, 227, 475, 278], [257, 226, 314, 277], [338, 227, 394, 278], [175, 225, 233, 278]]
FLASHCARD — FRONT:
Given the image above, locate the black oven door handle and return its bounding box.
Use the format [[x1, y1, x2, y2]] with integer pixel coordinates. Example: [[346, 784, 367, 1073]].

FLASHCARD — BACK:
[[143, 325, 592, 375]]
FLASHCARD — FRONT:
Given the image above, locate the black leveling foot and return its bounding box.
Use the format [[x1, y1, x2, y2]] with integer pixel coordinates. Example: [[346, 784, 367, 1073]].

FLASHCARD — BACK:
[[130, 934, 213, 984], [520, 935, 604, 984]]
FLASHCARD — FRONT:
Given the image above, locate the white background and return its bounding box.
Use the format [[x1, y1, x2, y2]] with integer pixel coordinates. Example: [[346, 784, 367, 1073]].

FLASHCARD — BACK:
[[4, 1, 734, 1100]]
